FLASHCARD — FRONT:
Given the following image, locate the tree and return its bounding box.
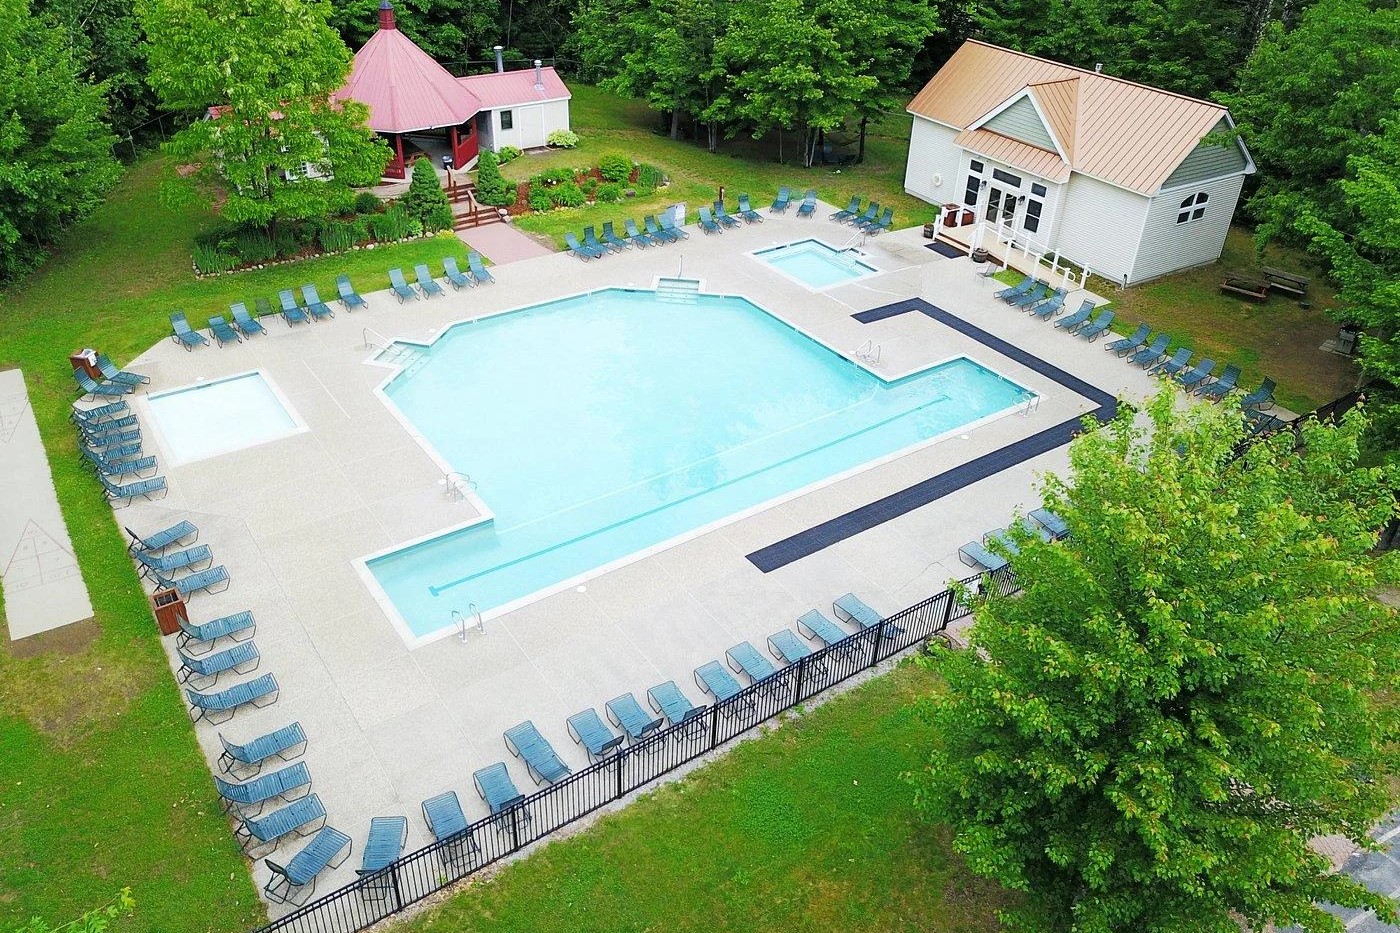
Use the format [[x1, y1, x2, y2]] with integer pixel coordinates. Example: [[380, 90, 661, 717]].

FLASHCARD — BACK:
[[0, 0, 120, 284], [330, 0, 500, 68], [473, 150, 513, 206], [1222, 0, 1400, 245], [912, 393, 1400, 933], [401, 156, 453, 228], [36, 0, 158, 144], [140, 0, 389, 230]]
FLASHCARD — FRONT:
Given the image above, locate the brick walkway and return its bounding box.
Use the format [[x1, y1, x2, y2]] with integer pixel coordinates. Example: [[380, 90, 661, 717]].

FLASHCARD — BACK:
[[456, 221, 554, 263]]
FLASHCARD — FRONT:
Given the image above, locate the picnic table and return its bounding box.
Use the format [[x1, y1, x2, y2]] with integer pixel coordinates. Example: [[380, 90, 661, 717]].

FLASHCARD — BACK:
[[1260, 266, 1310, 298], [1220, 273, 1270, 302]]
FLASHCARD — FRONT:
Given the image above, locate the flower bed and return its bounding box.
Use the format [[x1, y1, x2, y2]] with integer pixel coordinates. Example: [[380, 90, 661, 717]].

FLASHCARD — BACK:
[[503, 156, 666, 217]]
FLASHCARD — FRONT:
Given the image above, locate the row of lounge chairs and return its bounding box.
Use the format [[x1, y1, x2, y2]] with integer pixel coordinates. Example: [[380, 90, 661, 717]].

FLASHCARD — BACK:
[[170, 276, 371, 350], [389, 253, 494, 301], [958, 509, 1067, 572], [71, 393, 173, 506], [1106, 324, 1275, 408], [73, 351, 148, 400], [696, 197, 763, 233], [994, 274, 1113, 340], [565, 216, 690, 259], [828, 197, 894, 233]]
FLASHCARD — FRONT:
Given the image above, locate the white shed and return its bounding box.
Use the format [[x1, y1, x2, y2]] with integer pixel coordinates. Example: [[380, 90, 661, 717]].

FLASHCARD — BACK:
[[459, 59, 572, 154]]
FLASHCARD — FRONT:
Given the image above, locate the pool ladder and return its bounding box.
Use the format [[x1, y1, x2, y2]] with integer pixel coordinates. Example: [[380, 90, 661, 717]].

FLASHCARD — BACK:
[[452, 603, 484, 642], [855, 340, 881, 365], [443, 471, 477, 500], [362, 326, 391, 351]]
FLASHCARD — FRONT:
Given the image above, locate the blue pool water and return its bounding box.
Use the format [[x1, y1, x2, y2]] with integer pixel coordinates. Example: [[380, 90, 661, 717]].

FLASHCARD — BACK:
[[148, 371, 300, 465], [754, 239, 878, 288], [368, 288, 1032, 639]]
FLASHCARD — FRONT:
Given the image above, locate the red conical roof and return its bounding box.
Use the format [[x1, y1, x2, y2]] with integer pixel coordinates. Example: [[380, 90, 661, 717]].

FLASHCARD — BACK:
[[336, 1, 481, 134]]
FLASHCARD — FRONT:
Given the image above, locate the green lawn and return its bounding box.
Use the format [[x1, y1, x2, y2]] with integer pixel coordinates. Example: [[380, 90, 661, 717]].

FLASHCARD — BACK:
[[392, 663, 1013, 933]]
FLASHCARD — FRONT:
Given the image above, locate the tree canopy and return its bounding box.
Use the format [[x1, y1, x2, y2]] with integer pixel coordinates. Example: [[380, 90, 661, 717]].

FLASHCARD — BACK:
[[0, 0, 120, 284], [330, 0, 500, 69], [140, 0, 388, 229], [913, 394, 1400, 933]]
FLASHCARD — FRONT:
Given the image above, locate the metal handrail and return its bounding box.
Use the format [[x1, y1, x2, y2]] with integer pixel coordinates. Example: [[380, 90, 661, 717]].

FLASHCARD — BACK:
[[362, 326, 392, 351]]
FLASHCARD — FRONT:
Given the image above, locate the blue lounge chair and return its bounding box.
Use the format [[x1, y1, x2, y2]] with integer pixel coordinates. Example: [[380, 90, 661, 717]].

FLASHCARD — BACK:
[[1177, 358, 1217, 391], [864, 207, 895, 234], [422, 791, 478, 867], [767, 628, 815, 663], [583, 225, 614, 254], [1008, 282, 1049, 308], [660, 212, 690, 240], [177, 640, 260, 688], [100, 474, 167, 506], [276, 289, 310, 326], [694, 660, 744, 701], [696, 206, 721, 234], [442, 256, 472, 289], [358, 816, 407, 886], [1242, 377, 1275, 411], [214, 761, 310, 815], [1129, 334, 1171, 367], [78, 412, 137, 437], [737, 194, 762, 223], [1198, 364, 1241, 399], [74, 370, 130, 399], [1107, 322, 1152, 355], [72, 400, 128, 424], [712, 201, 740, 228], [601, 220, 631, 250], [82, 446, 157, 480], [85, 427, 141, 450], [170, 311, 209, 349], [829, 196, 861, 222], [770, 186, 793, 212], [958, 539, 1009, 572], [208, 315, 242, 347], [1156, 347, 1193, 378], [468, 252, 495, 284], [1077, 309, 1116, 341], [388, 268, 418, 302], [474, 761, 529, 817], [986, 521, 1052, 554], [726, 641, 778, 684], [95, 353, 148, 386], [414, 264, 444, 297], [605, 693, 663, 744], [178, 609, 256, 654], [301, 284, 335, 319], [127, 520, 196, 553], [153, 564, 230, 598], [1054, 300, 1095, 332], [846, 203, 878, 228], [834, 593, 902, 636], [1029, 508, 1069, 539], [235, 792, 325, 855], [187, 673, 279, 724], [264, 825, 351, 906], [504, 721, 573, 784], [255, 296, 276, 319], [565, 232, 601, 260], [647, 680, 706, 725], [797, 610, 852, 648], [796, 189, 818, 217], [230, 303, 267, 337], [218, 721, 306, 776], [336, 274, 367, 310], [134, 543, 213, 578], [1028, 288, 1067, 319], [624, 217, 653, 247], [994, 275, 1034, 300], [567, 709, 624, 762]]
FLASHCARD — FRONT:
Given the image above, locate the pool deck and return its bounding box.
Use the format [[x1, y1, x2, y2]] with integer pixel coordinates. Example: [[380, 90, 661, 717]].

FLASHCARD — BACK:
[[114, 206, 1166, 911]]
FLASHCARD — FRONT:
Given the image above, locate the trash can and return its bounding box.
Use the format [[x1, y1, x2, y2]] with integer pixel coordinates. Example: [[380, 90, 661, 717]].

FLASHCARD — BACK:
[[1338, 323, 1361, 356], [151, 588, 186, 637], [441, 154, 454, 172], [69, 348, 101, 379], [922, 223, 936, 240]]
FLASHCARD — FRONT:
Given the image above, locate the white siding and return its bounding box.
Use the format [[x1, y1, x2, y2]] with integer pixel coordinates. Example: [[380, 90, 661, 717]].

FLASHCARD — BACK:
[[903, 116, 963, 205], [1131, 173, 1245, 282], [488, 99, 571, 151], [1052, 174, 1151, 285]]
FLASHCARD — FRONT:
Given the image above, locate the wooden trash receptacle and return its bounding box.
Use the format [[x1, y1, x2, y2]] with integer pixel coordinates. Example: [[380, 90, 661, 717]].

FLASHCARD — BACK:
[[69, 348, 102, 379], [151, 588, 186, 637]]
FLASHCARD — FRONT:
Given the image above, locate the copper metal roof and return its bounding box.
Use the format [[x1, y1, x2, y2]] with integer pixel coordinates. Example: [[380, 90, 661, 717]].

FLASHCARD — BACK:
[[457, 67, 571, 109], [908, 41, 1243, 195], [953, 128, 1071, 182]]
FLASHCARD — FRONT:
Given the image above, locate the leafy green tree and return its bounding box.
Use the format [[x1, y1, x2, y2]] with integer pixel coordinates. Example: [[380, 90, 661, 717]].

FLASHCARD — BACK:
[[140, 0, 389, 230], [913, 393, 1400, 933], [473, 150, 514, 206], [401, 156, 452, 226], [36, 0, 158, 144], [1223, 0, 1400, 245], [0, 0, 120, 284], [331, 0, 500, 68]]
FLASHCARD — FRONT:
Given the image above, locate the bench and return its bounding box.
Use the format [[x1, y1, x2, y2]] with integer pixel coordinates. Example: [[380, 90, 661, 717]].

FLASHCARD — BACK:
[[1260, 266, 1310, 298], [1220, 274, 1269, 302]]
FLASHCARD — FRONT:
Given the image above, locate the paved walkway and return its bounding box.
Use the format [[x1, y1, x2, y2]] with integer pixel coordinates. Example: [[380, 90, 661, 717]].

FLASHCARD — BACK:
[[0, 369, 93, 640], [457, 221, 554, 263]]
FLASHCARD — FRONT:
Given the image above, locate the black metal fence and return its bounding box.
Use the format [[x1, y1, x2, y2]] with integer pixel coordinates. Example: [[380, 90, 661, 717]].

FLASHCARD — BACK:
[[250, 564, 1019, 933]]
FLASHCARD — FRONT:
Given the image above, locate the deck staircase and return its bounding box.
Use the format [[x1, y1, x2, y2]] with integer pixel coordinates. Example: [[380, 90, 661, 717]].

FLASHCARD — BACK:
[[447, 179, 506, 231], [654, 277, 701, 304], [375, 342, 429, 377]]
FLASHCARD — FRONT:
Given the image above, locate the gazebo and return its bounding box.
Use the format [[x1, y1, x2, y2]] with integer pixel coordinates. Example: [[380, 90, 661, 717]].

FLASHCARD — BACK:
[[336, 0, 482, 179]]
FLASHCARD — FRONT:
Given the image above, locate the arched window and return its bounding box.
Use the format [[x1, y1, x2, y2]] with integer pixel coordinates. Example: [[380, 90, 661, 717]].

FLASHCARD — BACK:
[[1177, 192, 1209, 224]]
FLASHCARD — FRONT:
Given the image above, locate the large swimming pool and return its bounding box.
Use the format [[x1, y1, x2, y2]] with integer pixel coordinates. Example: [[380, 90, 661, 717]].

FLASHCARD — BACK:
[[365, 288, 1033, 641]]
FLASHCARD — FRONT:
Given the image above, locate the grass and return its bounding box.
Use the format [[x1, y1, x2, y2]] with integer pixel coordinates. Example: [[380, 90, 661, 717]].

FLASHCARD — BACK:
[[392, 663, 1013, 933]]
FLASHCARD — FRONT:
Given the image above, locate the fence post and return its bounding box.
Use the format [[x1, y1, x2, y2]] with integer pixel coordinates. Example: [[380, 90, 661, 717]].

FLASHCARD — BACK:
[[709, 701, 720, 750], [940, 589, 956, 632], [615, 747, 625, 800], [390, 862, 404, 911], [793, 654, 806, 705], [509, 804, 520, 852], [868, 620, 884, 669]]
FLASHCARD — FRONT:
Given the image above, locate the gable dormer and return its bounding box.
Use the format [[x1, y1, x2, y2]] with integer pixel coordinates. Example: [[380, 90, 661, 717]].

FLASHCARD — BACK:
[[971, 90, 1063, 157]]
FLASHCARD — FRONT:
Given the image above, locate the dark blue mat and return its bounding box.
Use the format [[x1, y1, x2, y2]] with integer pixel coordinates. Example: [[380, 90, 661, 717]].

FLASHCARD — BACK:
[[745, 299, 1117, 572], [926, 240, 967, 258]]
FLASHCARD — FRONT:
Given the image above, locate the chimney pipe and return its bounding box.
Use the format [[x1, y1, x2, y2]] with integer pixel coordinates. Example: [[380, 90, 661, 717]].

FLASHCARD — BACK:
[[378, 0, 396, 30], [494, 46, 504, 73], [1094, 62, 1103, 73], [534, 59, 543, 90]]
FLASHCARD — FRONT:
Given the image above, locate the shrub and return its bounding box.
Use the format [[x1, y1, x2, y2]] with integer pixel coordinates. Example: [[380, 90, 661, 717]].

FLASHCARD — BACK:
[[231, 227, 273, 263], [271, 224, 299, 258], [548, 181, 585, 208], [599, 153, 631, 183], [595, 182, 624, 203], [474, 151, 515, 207], [497, 145, 522, 164], [318, 217, 369, 252], [582, 177, 598, 196], [425, 203, 456, 232], [547, 129, 579, 148], [531, 167, 573, 187], [353, 191, 382, 214], [192, 244, 238, 274], [368, 205, 414, 241], [636, 163, 665, 191], [527, 188, 553, 212], [402, 157, 451, 225]]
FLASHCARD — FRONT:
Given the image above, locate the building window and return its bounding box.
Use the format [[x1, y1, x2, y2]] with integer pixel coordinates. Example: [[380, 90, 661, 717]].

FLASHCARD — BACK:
[[1023, 198, 1043, 233], [1031, 182, 1047, 197], [963, 160, 983, 207], [970, 159, 984, 173], [992, 168, 1022, 187], [1177, 191, 1208, 224], [500, 110, 513, 130]]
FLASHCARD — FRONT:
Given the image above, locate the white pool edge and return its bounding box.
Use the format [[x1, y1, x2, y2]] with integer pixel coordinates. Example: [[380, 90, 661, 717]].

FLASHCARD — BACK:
[[138, 369, 309, 468]]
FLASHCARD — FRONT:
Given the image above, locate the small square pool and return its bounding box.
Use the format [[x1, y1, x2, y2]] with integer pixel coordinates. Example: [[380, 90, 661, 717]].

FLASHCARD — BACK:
[[753, 239, 878, 289], [147, 371, 303, 465]]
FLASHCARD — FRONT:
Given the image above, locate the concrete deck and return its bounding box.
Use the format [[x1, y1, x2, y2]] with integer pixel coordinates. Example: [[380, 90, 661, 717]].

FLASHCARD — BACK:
[[113, 207, 1168, 913], [456, 221, 552, 263], [1, 369, 94, 640]]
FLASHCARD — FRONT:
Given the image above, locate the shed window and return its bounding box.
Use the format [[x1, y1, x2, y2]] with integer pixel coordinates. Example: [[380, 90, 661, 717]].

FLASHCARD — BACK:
[[1031, 182, 1047, 197], [1023, 199, 1043, 234], [1177, 191, 1208, 224], [500, 110, 513, 130], [969, 159, 984, 173], [992, 168, 1022, 187]]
